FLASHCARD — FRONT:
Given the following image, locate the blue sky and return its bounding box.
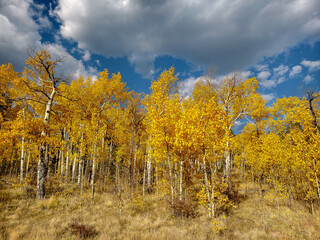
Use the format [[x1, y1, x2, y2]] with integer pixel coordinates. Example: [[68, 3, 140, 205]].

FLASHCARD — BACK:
[[0, 0, 319, 102]]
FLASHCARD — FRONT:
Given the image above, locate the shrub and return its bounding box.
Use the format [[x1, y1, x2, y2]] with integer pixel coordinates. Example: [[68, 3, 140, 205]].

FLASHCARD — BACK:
[[170, 198, 199, 218], [67, 221, 98, 239]]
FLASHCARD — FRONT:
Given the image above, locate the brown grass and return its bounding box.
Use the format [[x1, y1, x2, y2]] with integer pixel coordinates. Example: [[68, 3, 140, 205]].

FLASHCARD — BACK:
[[0, 180, 319, 240]]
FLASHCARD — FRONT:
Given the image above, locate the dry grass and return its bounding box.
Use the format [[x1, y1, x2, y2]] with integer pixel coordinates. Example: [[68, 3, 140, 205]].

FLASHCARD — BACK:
[[0, 179, 320, 240]]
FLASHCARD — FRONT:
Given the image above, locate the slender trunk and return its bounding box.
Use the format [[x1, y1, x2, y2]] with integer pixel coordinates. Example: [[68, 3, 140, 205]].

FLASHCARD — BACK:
[[65, 144, 70, 181], [168, 155, 174, 204], [26, 151, 30, 176], [133, 145, 137, 189], [203, 150, 212, 218], [155, 161, 158, 190], [78, 133, 84, 186], [20, 136, 25, 184], [72, 155, 77, 183], [36, 89, 56, 199], [147, 150, 152, 193], [174, 162, 178, 196], [91, 143, 97, 204], [36, 144, 49, 199], [312, 158, 320, 206], [143, 158, 146, 197], [225, 138, 232, 191], [78, 155, 83, 186], [107, 142, 113, 179], [179, 159, 184, 200], [60, 150, 64, 177], [20, 108, 26, 183]]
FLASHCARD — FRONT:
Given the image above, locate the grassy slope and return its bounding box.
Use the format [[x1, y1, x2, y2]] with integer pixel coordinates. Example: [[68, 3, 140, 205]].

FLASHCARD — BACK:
[[0, 180, 320, 240]]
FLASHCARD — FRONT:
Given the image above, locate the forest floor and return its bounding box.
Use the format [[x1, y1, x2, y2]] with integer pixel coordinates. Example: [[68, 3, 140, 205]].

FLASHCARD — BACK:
[[0, 178, 320, 240]]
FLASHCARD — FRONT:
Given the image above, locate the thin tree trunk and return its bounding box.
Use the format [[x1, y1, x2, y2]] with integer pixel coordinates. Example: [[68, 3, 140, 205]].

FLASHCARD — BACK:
[[20, 136, 25, 184], [36, 144, 49, 199], [26, 151, 30, 176], [179, 159, 184, 200], [20, 108, 26, 184], [312, 158, 320, 206], [147, 148, 152, 193], [60, 150, 64, 177], [225, 139, 232, 191], [143, 158, 146, 197], [78, 133, 84, 186], [91, 143, 97, 204], [203, 150, 212, 218], [168, 155, 174, 205], [133, 145, 137, 189], [65, 144, 70, 181], [36, 88, 56, 199], [72, 155, 77, 183]]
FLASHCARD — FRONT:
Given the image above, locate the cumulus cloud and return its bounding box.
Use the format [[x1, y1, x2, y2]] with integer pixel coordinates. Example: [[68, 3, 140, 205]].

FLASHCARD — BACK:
[[128, 53, 155, 78], [54, 0, 320, 77], [273, 65, 289, 76], [301, 60, 320, 72], [304, 75, 313, 84], [0, 0, 91, 79], [82, 50, 91, 61], [179, 76, 200, 97], [179, 71, 253, 97], [42, 43, 91, 80], [260, 79, 277, 88], [255, 64, 269, 72], [240, 71, 252, 79], [0, 0, 41, 70], [258, 71, 271, 80], [289, 65, 302, 77], [233, 120, 246, 133], [262, 93, 276, 102]]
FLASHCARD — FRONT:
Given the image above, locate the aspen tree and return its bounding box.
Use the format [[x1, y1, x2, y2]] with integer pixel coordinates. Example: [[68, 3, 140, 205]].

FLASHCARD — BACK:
[[23, 49, 63, 199], [144, 67, 179, 201]]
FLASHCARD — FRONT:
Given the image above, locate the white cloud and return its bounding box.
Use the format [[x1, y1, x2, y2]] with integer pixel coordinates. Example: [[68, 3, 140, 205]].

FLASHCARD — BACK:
[[128, 53, 155, 78], [262, 93, 276, 102], [0, 0, 91, 80], [255, 64, 269, 71], [0, 0, 41, 70], [240, 71, 252, 79], [82, 50, 91, 61], [304, 75, 313, 84], [37, 16, 52, 30], [273, 65, 289, 76], [277, 77, 286, 84], [179, 76, 203, 97], [179, 71, 252, 97], [55, 0, 320, 77], [42, 43, 90, 80], [301, 60, 320, 72], [289, 65, 302, 77], [234, 120, 246, 133], [258, 71, 271, 80], [260, 79, 277, 88]]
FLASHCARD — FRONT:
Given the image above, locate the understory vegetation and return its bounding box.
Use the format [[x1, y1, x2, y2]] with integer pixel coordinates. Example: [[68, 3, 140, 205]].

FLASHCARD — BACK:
[[1, 178, 320, 240]]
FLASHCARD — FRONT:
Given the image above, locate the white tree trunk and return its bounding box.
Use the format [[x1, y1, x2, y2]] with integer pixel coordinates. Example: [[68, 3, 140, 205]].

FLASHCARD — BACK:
[[20, 136, 25, 184], [37, 89, 56, 199], [203, 150, 213, 218], [179, 159, 184, 200], [91, 143, 97, 204], [65, 144, 70, 181], [26, 151, 30, 176], [147, 147, 152, 192], [72, 155, 77, 182]]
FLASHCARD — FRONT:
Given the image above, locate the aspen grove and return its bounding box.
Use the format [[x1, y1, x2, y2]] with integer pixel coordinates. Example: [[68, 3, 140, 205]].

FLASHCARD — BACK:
[[1, 49, 320, 219]]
